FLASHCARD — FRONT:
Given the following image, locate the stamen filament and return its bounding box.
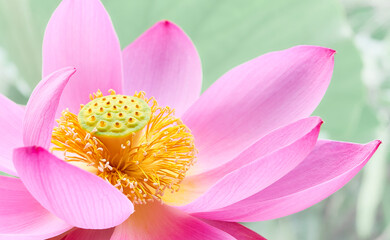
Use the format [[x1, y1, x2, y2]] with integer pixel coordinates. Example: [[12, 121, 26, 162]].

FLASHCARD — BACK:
[[51, 90, 197, 204]]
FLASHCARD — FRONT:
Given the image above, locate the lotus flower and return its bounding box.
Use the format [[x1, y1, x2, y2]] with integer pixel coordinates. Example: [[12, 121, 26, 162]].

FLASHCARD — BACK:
[[0, 0, 380, 239]]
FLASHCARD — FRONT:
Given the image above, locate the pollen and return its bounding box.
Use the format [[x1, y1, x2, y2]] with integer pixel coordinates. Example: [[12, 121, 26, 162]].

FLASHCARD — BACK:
[[51, 90, 197, 204]]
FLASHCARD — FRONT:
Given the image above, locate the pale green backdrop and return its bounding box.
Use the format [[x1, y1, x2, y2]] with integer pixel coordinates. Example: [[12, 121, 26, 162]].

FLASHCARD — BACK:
[[0, 0, 388, 239]]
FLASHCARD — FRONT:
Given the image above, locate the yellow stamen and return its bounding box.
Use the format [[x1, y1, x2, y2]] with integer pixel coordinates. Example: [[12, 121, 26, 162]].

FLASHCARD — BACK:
[[51, 90, 197, 204]]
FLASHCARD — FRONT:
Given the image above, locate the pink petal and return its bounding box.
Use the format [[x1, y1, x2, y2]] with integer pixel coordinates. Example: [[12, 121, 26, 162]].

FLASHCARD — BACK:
[[201, 220, 267, 240], [63, 228, 114, 240], [0, 176, 72, 240], [164, 117, 323, 206], [110, 204, 235, 240], [181, 117, 322, 213], [13, 146, 134, 229], [23, 67, 76, 149], [192, 140, 380, 221], [43, 0, 123, 115], [122, 21, 202, 116], [183, 46, 335, 174], [0, 95, 24, 176]]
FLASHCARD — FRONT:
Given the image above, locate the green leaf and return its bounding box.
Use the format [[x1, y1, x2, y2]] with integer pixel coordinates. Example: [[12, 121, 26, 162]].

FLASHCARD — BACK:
[[356, 129, 387, 238], [0, 0, 41, 86]]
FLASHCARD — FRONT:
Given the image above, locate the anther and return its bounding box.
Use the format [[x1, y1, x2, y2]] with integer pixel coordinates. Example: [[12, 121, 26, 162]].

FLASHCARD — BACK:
[[84, 133, 91, 141], [84, 143, 92, 150], [53, 91, 197, 205]]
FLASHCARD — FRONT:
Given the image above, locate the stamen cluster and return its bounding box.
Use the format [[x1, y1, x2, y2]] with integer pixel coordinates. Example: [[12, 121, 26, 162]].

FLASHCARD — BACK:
[[51, 91, 197, 204]]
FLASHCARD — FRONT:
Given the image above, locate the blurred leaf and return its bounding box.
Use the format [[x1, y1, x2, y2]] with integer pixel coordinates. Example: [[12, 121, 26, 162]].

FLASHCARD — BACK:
[[383, 179, 390, 235], [0, 0, 61, 103], [244, 219, 299, 240], [356, 134, 386, 238], [0, 0, 41, 86], [0, 172, 13, 177]]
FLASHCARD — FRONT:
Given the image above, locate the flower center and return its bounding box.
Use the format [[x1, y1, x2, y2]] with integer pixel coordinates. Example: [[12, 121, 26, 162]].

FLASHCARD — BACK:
[[77, 91, 152, 155], [51, 90, 197, 204]]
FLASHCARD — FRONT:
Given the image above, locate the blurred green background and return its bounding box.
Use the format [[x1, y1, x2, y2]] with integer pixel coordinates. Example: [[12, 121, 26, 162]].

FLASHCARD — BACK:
[[0, 0, 388, 239]]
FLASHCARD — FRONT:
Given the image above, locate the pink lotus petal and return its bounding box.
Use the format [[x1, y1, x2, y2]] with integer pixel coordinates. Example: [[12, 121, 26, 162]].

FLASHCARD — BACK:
[[183, 46, 335, 174], [13, 146, 134, 229], [192, 140, 380, 221], [46, 231, 72, 240], [123, 21, 202, 116], [62, 228, 114, 240], [0, 95, 24, 176], [23, 67, 76, 149], [110, 204, 235, 240], [0, 176, 72, 240], [43, 0, 123, 115], [181, 117, 322, 212], [164, 117, 323, 206], [201, 220, 267, 240]]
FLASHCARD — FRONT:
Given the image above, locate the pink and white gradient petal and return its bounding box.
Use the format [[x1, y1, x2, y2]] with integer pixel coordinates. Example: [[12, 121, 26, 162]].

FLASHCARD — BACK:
[[165, 117, 323, 206], [0, 95, 24, 176], [191, 140, 380, 221], [181, 117, 322, 212], [43, 0, 123, 115], [123, 21, 202, 116], [110, 204, 235, 240], [0, 176, 72, 240], [62, 228, 114, 240], [23, 67, 76, 149], [13, 147, 134, 229], [183, 46, 335, 174]]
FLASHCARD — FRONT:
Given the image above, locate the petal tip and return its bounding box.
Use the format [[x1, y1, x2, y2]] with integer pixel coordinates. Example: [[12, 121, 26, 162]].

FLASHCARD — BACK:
[[152, 20, 185, 36], [156, 19, 178, 28], [325, 47, 336, 58], [316, 46, 336, 56], [13, 146, 135, 229], [294, 45, 336, 57], [13, 146, 41, 166], [16, 145, 33, 153], [63, 66, 77, 72], [309, 116, 324, 126], [372, 139, 382, 149]]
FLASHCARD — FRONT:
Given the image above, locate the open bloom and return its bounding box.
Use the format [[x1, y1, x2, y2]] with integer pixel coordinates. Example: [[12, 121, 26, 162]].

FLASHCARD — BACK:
[[0, 0, 380, 239]]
